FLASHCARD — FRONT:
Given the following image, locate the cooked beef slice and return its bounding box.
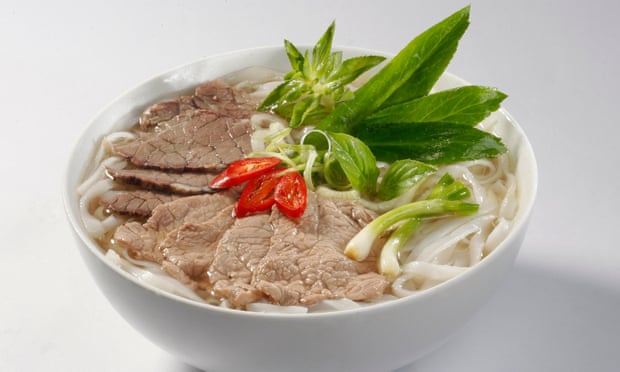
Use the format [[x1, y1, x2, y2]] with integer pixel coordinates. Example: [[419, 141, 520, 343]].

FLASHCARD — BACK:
[[205, 193, 387, 308], [99, 190, 180, 217], [159, 205, 235, 295], [111, 189, 387, 307], [105, 166, 216, 194], [113, 193, 235, 263], [140, 100, 183, 130], [139, 80, 258, 130], [113, 109, 252, 172], [192, 80, 258, 118], [252, 194, 388, 306], [208, 213, 274, 307]]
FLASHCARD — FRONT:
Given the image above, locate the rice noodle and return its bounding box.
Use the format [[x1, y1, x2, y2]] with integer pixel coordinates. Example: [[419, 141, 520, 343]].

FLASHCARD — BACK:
[[246, 302, 309, 314], [391, 262, 468, 297], [105, 250, 205, 302], [412, 217, 486, 263]]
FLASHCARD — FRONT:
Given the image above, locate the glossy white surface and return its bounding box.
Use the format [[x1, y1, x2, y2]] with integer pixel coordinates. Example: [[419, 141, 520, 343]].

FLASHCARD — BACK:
[[2, 1, 619, 371]]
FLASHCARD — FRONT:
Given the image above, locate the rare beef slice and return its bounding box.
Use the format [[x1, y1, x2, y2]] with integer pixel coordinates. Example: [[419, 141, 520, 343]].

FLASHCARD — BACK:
[[113, 109, 253, 172], [106, 166, 217, 195], [113, 193, 235, 263], [207, 213, 274, 307], [139, 80, 259, 130], [99, 190, 181, 217], [114, 191, 387, 307], [159, 205, 236, 296], [251, 193, 388, 306]]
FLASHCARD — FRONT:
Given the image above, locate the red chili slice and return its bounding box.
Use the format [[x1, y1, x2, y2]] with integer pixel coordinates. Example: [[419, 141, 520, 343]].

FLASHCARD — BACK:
[[235, 170, 282, 217], [274, 171, 307, 218], [209, 157, 282, 189]]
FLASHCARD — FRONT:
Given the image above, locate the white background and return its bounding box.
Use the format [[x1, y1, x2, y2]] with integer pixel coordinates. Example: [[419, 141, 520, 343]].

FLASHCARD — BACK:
[[2, 0, 619, 371]]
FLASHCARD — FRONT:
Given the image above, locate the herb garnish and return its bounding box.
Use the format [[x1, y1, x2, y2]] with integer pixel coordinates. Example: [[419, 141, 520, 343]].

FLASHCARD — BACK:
[[258, 22, 385, 128], [259, 5, 507, 176]]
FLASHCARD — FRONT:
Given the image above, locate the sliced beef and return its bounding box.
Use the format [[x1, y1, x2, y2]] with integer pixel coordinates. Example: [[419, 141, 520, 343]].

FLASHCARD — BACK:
[[252, 194, 388, 306], [99, 190, 180, 217], [208, 213, 274, 307], [113, 109, 253, 172], [159, 205, 236, 296], [113, 192, 235, 263], [205, 193, 388, 308], [113, 189, 387, 307], [192, 80, 258, 118], [140, 100, 184, 130], [106, 166, 216, 195], [139, 80, 258, 130]]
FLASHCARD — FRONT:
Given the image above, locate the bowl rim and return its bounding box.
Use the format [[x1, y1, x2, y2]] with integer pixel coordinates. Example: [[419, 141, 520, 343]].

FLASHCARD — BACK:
[[62, 45, 538, 319]]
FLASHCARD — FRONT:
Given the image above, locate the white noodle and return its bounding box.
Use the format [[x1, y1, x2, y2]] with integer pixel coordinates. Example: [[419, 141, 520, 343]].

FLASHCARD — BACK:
[[249, 113, 290, 152], [246, 302, 309, 314], [102, 131, 137, 147], [308, 299, 361, 312], [105, 250, 205, 302], [391, 262, 468, 297], [415, 220, 482, 263], [79, 179, 118, 236], [499, 173, 518, 219], [77, 156, 126, 196], [468, 219, 492, 265], [485, 217, 512, 254]]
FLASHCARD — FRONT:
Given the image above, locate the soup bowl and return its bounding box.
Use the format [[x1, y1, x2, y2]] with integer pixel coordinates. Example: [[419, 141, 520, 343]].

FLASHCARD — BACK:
[[63, 46, 537, 372]]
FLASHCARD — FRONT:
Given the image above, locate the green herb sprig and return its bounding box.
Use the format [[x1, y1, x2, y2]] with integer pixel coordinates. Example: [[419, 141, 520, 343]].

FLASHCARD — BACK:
[[258, 22, 385, 128]]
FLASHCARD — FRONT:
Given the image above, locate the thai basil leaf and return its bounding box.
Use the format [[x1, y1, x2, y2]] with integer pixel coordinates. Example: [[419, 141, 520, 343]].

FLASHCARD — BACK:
[[290, 96, 321, 128], [284, 39, 304, 73], [327, 55, 386, 88], [311, 21, 335, 74], [326, 132, 380, 196], [258, 22, 384, 127], [323, 152, 351, 190], [317, 6, 471, 134], [378, 159, 437, 201], [355, 122, 507, 164], [259, 79, 306, 113], [379, 35, 460, 108], [366, 86, 508, 126]]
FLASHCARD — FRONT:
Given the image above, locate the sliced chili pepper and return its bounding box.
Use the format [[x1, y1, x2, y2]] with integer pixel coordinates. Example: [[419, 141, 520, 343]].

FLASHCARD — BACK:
[[235, 169, 282, 217], [209, 157, 282, 189], [274, 171, 307, 218]]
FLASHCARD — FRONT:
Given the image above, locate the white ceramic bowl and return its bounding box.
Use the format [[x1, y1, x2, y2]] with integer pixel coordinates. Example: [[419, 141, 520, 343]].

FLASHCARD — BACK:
[[63, 46, 537, 372]]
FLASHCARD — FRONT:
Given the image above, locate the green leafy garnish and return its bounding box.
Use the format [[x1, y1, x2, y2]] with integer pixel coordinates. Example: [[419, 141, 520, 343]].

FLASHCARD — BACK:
[[356, 122, 507, 164], [377, 159, 436, 201], [324, 132, 379, 196], [316, 6, 471, 134], [257, 5, 509, 200], [258, 21, 385, 128], [365, 86, 508, 126]]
